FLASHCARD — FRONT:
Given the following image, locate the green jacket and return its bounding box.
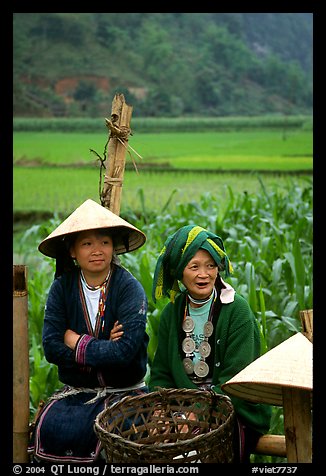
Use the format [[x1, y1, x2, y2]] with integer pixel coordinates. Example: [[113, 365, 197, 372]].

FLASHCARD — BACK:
[[149, 291, 271, 435]]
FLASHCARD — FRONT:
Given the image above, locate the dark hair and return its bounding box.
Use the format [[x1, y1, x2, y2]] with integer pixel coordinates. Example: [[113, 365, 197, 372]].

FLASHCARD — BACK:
[[217, 260, 226, 273], [55, 240, 77, 278]]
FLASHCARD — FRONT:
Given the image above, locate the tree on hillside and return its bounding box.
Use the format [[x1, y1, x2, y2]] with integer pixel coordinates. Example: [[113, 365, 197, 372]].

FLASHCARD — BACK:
[[13, 12, 313, 117]]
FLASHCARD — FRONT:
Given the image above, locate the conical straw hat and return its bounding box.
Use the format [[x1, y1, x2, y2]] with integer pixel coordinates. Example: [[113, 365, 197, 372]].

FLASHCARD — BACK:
[[38, 199, 146, 258], [221, 332, 312, 406]]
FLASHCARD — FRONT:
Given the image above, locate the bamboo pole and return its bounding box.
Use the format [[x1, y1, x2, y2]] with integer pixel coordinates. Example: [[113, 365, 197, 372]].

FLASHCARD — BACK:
[[13, 265, 30, 463], [254, 435, 287, 457], [101, 93, 133, 216]]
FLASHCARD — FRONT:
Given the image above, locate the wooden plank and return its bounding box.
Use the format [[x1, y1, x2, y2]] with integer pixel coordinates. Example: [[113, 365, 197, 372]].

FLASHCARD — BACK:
[[283, 387, 312, 463], [300, 309, 313, 343]]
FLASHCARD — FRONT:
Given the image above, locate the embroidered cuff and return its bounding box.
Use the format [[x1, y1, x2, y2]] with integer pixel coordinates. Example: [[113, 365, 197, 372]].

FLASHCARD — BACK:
[[74, 334, 94, 365]]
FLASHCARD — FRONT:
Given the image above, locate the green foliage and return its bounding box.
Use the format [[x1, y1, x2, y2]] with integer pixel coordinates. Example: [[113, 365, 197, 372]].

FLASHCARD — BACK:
[[29, 336, 61, 415], [13, 115, 313, 133], [13, 13, 312, 117]]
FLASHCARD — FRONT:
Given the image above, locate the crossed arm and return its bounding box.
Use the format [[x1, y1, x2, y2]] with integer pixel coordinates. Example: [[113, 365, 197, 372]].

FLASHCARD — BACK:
[[64, 321, 124, 350]]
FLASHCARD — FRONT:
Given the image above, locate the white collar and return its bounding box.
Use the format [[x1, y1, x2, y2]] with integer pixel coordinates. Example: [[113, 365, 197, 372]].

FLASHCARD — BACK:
[[220, 277, 235, 303]]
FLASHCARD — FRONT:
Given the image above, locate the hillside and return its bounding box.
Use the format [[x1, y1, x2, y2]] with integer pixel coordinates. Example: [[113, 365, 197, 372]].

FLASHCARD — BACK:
[[13, 13, 313, 118]]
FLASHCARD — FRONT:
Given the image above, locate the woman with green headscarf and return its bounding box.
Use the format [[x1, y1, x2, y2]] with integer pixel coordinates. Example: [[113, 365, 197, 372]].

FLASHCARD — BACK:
[[149, 225, 271, 462]]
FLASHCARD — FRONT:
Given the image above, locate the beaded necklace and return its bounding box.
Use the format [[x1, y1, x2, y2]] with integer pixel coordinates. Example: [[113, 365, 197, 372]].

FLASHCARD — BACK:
[[80, 269, 111, 333]]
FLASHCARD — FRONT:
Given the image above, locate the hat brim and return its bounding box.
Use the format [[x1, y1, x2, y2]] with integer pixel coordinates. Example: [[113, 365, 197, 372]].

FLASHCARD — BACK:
[[38, 199, 146, 258], [221, 332, 312, 406]]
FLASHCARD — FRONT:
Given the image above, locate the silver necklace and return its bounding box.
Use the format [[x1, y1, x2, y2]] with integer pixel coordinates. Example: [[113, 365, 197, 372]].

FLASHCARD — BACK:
[[182, 289, 216, 378], [187, 289, 215, 305]]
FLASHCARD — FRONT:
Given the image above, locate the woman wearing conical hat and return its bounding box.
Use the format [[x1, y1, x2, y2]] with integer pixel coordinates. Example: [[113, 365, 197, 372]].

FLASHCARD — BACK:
[[28, 199, 149, 463], [148, 225, 272, 462]]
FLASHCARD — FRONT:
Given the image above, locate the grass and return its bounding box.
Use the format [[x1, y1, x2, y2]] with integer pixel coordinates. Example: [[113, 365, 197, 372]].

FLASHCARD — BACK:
[[13, 130, 312, 170], [13, 168, 311, 217]]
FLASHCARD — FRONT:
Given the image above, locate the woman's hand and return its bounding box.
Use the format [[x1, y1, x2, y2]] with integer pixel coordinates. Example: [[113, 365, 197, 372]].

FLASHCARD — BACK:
[[64, 329, 80, 350], [110, 321, 123, 341], [63, 320, 123, 349]]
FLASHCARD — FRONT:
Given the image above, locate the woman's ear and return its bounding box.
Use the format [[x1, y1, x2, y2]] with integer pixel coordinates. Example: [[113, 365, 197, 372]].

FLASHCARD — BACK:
[[69, 245, 76, 259]]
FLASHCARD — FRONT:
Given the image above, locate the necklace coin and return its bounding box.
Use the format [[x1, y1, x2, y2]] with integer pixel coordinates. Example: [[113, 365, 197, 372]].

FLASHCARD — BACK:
[[203, 321, 214, 338], [182, 337, 196, 354], [194, 360, 209, 378], [182, 316, 195, 333], [198, 341, 211, 358], [183, 357, 194, 374]]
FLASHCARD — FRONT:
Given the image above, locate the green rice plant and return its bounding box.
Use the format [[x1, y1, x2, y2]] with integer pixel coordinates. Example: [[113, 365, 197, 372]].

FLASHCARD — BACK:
[[13, 115, 312, 133], [13, 129, 312, 170]]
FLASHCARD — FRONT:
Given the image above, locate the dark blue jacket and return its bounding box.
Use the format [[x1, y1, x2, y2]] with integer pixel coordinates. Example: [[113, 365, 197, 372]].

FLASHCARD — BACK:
[[42, 264, 149, 388]]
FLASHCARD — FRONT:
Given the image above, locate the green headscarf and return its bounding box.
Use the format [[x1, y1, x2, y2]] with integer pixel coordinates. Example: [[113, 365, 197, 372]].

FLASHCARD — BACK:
[[152, 225, 233, 303]]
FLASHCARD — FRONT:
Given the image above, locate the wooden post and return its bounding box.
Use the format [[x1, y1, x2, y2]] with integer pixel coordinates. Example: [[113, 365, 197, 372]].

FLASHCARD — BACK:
[[101, 93, 133, 216], [13, 265, 30, 463], [283, 387, 312, 463], [300, 309, 313, 343]]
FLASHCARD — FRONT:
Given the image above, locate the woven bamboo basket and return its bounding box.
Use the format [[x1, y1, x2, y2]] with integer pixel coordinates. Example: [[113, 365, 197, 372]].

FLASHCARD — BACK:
[[94, 387, 235, 463]]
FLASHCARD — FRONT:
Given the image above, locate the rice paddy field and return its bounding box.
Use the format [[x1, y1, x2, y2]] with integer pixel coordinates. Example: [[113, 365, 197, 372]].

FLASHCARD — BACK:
[[13, 128, 312, 217], [13, 129, 312, 168]]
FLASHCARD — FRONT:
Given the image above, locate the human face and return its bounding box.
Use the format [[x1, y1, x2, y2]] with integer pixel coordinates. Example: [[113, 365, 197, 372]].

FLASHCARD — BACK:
[[182, 249, 218, 302], [70, 230, 114, 283]]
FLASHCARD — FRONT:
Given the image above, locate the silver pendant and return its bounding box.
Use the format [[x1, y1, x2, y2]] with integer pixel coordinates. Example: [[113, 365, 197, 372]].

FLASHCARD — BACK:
[[194, 360, 209, 378], [182, 316, 195, 333], [198, 341, 211, 358], [203, 321, 214, 338], [182, 337, 196, 354], [183, 357, 194, 374]]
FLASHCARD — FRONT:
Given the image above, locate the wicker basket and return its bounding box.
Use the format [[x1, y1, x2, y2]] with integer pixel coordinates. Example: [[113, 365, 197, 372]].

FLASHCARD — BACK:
[[94, 387, 235, 463]]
